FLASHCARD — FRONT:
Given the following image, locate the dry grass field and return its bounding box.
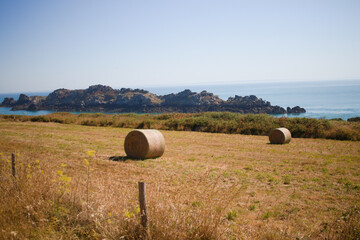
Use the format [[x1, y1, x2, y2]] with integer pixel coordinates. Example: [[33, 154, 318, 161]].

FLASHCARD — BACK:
[[0, 120, 359, 239]]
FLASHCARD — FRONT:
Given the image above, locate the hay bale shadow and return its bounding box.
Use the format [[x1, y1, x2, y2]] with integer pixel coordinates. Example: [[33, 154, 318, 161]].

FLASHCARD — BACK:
[[109, 156, 146, 161], [109, 156, 131, 162]]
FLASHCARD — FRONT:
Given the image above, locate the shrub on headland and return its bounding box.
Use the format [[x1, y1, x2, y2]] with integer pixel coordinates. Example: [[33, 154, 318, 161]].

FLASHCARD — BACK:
[[348, 117, 360, 122], [1, 112, 359, 141]]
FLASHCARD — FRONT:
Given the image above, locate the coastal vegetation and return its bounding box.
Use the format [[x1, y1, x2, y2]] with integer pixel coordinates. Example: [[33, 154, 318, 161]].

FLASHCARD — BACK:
[[0, 120, 359, 239], [1, 112, 359, 141]]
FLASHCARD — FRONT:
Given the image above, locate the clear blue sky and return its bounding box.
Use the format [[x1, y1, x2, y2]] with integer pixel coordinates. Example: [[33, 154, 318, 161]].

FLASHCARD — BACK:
[[0, 0, 359, 93]]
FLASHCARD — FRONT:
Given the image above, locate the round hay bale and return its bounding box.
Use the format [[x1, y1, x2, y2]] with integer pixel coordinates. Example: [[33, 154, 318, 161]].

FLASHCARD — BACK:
[[124, 129, 165, 159], [269, 128, 291, 144]]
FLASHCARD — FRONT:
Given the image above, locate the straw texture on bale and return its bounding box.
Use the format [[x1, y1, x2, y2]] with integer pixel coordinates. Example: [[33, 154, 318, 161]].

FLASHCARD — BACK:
[[124, 129, 165, 159], [269, 128, 291, 144]]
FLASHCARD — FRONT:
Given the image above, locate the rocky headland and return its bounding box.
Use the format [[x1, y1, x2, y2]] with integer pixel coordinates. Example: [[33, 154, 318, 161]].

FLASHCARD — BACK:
[[1, 85, 306, 114]]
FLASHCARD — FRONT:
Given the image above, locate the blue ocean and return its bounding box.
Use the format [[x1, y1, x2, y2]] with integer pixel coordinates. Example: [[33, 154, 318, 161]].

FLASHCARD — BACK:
[[1, 80, 359, 120]]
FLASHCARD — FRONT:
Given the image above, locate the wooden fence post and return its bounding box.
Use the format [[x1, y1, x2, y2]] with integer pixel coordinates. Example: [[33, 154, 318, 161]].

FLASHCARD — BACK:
[[138, 182, 148, 229], [11, 153, 16, 177]]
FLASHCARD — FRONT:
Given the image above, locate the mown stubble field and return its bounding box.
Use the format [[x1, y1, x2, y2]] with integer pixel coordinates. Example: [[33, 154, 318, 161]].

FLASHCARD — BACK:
[[0, 120, 359, 239]]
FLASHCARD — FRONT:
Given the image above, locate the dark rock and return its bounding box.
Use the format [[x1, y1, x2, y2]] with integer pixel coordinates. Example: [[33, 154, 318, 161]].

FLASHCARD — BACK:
[[115, 92, 161, 106], [15, 94, 31, 105], [28, 103, 38, 111], [11, 95, 46, 110], [0, 97, 16, 107], [287, 106, 306, 114], [162, 89, 223, 106], [86, 84, 114, 94], [224, 95, 286, 114], [44, 89, 73, 105]]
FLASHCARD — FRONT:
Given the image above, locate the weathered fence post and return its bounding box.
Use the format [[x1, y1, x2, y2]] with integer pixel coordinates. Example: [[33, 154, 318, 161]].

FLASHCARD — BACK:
[[138, 182, 148, 229], [11, 153, 16, 177]]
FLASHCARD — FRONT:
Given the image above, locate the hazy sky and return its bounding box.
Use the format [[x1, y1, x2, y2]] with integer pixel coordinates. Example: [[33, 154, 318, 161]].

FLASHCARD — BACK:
[[0, 0, 359, 93]]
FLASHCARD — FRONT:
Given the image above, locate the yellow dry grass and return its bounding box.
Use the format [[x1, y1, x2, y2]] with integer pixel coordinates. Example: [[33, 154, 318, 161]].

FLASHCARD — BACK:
[[0, 120, 359, 239]]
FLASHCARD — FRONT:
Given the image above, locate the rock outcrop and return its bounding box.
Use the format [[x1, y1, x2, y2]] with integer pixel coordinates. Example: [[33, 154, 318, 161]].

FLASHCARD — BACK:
[[11, 94, 46, 111], [224, 95, 286, 114], [1, 97, 16, 107], [115, 88, 161, 107], [1, 84, 306, 114], [287, 106, 306, 114], [162, 90, 223, 106]]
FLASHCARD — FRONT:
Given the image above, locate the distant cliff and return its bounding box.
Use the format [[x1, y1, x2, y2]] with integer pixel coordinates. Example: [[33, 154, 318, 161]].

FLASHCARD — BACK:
[[1, 84, 306, 114]]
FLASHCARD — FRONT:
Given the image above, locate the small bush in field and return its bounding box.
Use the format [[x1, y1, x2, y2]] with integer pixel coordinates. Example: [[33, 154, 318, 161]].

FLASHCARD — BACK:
[[226, 210, 238, 221]]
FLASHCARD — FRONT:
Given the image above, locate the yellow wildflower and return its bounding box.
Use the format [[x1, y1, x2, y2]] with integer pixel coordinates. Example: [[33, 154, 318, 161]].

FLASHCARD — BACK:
[[124, 211, 134, 218], [86, 150, 95, 157], [84, 159, 89, 165]]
